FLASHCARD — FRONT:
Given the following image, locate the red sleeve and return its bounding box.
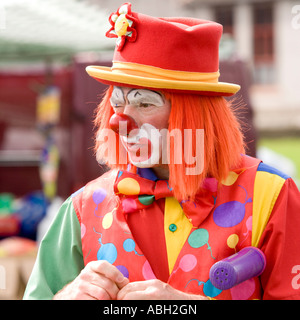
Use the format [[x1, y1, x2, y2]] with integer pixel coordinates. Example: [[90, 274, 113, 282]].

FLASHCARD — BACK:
[[259, 178, 300, 300]]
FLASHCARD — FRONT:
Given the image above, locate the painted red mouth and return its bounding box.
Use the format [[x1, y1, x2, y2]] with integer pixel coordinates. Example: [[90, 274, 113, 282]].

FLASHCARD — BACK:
[[125, 137, 152, 162]]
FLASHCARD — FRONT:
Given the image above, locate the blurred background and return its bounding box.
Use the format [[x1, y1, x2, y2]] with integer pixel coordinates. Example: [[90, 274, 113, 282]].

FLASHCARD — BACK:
[[0, 0, 299, 299]]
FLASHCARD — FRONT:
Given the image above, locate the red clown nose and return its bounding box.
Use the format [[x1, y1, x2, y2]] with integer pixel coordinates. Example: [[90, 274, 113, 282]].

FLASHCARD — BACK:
[[109, 113, 139, 136]]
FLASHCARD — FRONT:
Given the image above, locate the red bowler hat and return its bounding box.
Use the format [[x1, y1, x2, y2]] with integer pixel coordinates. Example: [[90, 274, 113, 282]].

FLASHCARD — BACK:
[[86, 2, 240, 96]]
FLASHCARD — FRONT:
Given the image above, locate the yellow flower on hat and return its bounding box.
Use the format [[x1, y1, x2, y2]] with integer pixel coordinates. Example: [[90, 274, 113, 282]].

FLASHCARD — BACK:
[[106, 3, 137, 51], [115, 14, 130, 37]]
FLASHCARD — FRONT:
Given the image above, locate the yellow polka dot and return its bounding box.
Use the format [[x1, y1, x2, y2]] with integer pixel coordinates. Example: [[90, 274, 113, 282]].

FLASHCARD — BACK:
[[117, 178, 140, 195], [222, 171, 239, 186]]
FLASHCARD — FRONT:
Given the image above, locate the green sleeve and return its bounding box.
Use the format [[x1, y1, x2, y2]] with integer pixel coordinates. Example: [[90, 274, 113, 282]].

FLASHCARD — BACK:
[[23, 196, 84, 300]]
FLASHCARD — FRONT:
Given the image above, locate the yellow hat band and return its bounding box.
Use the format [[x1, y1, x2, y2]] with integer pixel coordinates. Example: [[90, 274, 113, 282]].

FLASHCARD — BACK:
[[111, 61, 220, 83]]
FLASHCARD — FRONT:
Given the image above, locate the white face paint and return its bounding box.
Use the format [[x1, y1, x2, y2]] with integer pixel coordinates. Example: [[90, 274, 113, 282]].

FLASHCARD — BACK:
[[110, 87, 126, 107], [126, 89, 165, 108], [110, 87, 169, 168], [110, 87, 165, 109], [121, 123, 162, 168]]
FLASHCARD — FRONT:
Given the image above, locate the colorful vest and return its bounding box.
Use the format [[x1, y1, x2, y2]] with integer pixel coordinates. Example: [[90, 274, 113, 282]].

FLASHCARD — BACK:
[[72, 155, 262, 300]]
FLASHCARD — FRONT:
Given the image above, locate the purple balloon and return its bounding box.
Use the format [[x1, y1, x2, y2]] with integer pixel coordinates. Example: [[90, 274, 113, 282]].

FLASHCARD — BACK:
[[116, 265, 129, 278], [213, 201, 246, 228], [92, 188, 107, 205], [213, 185, 252, 228]]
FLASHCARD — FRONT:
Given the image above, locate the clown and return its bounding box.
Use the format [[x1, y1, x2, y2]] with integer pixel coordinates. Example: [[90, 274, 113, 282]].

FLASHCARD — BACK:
[[24, 3, 300, 300]]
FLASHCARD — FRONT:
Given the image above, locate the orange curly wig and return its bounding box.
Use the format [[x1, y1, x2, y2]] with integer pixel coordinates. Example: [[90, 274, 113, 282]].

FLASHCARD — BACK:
[[94, 86, 245, 200]]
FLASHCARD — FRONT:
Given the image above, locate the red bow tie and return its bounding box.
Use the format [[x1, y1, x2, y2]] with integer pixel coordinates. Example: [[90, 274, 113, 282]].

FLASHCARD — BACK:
[[114, 169, 216, 227]]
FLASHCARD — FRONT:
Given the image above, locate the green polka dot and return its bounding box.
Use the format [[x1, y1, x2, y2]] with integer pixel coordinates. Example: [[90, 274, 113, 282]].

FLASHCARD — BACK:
[[138, 195, 155, 206]]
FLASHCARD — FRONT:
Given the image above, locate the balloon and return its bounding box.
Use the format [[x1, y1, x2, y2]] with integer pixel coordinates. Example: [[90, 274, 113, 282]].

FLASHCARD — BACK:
[[222, 171, 239, 186], [246, 216, 252, 232], [188, 229, 209, 248], [96, 233, 118, 264], [230, 278, 255, 300], [123, 238, 143, 256], [185, 278, 222, 298], [102, 211, 113, 229], [188, 228, 215, 259], [227, 234, 239, 251], [203, 279, 223, 298], [240, 216, 253, 245], [213, 201, 245, 227], [93, 188, 108, 217], [123, 238, 135, 252], [173, 254, 197, 274], [117, 178, 140, 195], [177, 254, 197, 272], [213, 185, 252, 228], [142, 260, 156, 280], [80, 223, 86, 239], [116, 265, 129, 278], [97, 242, 117, 264], [92, 188, 107, 205]]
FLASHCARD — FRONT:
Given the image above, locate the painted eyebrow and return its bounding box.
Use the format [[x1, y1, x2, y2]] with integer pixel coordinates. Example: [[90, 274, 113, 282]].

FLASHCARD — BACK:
[[127, 89, 165, 106], [110, 87, 126, 106]]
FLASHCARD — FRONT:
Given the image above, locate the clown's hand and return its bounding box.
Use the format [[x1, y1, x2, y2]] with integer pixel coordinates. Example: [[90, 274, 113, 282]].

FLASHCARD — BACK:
[[117, 279, 208, 300], [53, 260, 129, 300]]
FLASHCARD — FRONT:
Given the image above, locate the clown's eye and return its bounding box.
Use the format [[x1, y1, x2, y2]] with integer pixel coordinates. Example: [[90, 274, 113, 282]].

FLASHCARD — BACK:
[[139, 103, 152, 108], [112, 104, 124, 108]]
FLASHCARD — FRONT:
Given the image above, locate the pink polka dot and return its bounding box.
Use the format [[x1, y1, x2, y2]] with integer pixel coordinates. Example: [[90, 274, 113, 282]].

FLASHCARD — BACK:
[[142, 260, 156, 280], [230, 278, 255, 300], [122, 198, 137, 213], [202, 178, 218, 192], [81, 223, 86, 239]]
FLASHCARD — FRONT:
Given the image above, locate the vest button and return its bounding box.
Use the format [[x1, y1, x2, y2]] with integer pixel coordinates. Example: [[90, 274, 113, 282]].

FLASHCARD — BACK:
[[169, 223, 177, 232]]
